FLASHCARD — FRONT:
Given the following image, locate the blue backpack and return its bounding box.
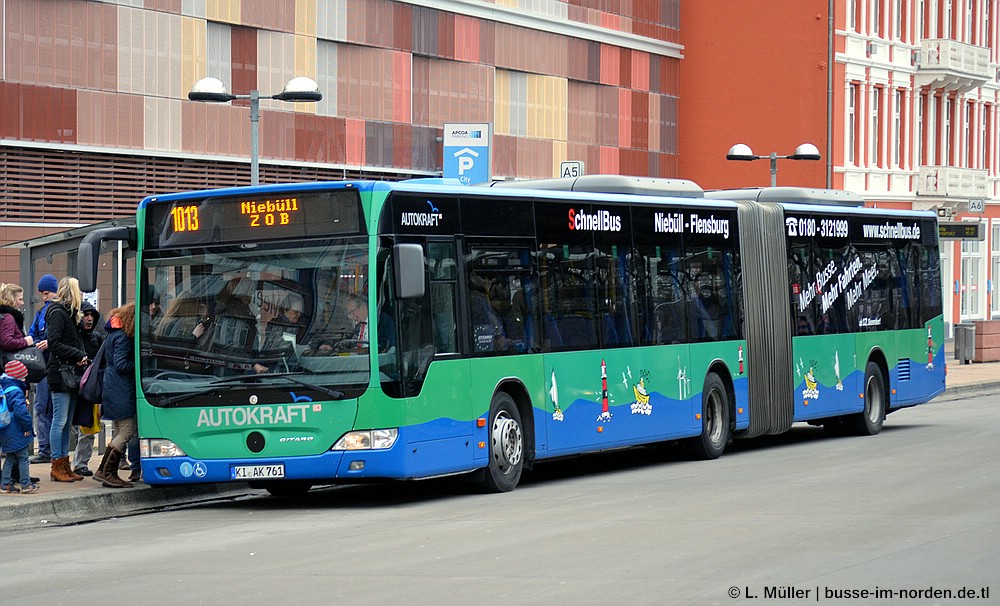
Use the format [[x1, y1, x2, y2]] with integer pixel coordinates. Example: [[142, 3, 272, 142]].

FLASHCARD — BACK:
[[0, 384, 17, 429]]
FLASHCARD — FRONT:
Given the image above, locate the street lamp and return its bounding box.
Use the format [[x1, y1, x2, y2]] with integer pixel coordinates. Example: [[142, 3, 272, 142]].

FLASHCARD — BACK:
[[188, 76, 322, 185], [725, 142, 821, 187]]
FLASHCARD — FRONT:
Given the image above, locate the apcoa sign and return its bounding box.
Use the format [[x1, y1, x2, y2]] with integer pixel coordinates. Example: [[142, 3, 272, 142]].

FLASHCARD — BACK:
[[443, 123, 491, 185]]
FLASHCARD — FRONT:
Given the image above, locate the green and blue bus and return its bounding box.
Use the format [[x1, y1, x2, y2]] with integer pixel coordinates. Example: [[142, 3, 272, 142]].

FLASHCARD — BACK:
[[78, 176, 945, 495]]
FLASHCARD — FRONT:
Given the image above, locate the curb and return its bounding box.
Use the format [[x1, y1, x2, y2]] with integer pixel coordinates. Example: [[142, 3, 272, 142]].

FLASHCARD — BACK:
[[937, 381, 1000, 402], [0, 482, 256, 531]]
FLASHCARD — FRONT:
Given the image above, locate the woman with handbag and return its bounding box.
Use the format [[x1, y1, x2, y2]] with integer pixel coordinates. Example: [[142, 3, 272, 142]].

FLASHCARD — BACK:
[[94, 302, 135, 488], [44, 277, 88, 482], [0, 283, 36, 353], [0, 283, 41, 486]]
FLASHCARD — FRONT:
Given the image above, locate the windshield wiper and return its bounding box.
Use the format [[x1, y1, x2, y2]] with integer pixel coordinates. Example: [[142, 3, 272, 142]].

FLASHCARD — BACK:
[[249, 372, 346, 400], [160, 384, 239, 407], [157, 373, 345, 407], [166, 372, 345, 401]]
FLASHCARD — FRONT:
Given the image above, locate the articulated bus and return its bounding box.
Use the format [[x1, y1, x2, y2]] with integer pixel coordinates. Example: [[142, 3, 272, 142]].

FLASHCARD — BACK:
[[78, 176, 945, 495]]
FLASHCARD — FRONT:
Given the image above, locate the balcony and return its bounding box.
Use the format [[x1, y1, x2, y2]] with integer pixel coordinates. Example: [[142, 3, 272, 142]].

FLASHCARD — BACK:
[[914, 38, 992, 92], [917, 166, 988, 198]]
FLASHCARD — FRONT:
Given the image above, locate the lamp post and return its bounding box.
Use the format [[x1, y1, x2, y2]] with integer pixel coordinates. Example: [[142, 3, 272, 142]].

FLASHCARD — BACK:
[[188, 76, 322, 185], [725, 143, 821, 187]]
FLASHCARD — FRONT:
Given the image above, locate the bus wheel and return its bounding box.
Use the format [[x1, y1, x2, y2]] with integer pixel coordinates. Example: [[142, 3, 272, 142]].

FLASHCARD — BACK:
[[847, 362, 885, 436], [686, 373, 730, 460], [481, 392, 524, 493], [262, 481, 313, 497]]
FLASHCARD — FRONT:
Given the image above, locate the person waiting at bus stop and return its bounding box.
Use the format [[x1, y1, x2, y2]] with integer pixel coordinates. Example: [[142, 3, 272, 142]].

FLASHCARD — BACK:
[[0, 283, 41, 485], [94, 303, 136, 488], [44, 277, 88, 483], [69, 303, 102, 477], [27, 274, 58, 464]]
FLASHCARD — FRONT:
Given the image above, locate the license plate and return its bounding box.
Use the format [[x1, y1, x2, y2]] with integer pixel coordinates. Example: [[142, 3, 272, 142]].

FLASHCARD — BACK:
[[231, 464, 285, 479]]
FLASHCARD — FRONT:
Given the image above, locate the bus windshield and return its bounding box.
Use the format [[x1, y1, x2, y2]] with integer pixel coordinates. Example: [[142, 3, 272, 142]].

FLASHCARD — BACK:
[[139, 238, 370, 404]]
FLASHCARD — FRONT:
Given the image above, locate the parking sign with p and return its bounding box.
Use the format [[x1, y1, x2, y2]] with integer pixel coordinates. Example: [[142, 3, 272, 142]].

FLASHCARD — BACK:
[[443, 123, 492, 185]]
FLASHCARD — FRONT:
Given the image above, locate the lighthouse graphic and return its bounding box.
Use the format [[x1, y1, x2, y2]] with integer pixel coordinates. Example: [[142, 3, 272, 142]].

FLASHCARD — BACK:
[[597, 359, 613, 422], [550, 369, 564, 421], [926, 326, 935, 370]]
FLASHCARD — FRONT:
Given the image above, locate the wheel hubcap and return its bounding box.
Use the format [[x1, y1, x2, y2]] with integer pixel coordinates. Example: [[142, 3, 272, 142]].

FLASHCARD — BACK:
[[706, 391, 724, 445], [866, 376, 882, 423], [491, 411, 523, 473]]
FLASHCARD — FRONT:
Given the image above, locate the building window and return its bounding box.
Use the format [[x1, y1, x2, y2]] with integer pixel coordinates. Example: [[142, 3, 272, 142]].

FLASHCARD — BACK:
[[873, 0, 882, 36], [964, 102, 973, 168], [893, 0, 903, 40], [986, 104, 994, 173], [917, 94, 925, 166], [965, 0, 973, 42], [919, 0, 926, 38], [944, 0, 953, 38], [848, 83, 858, 164], [892, 90, 903, 168], [871, 87, 882, 167], [961, 231, 984, 319], [943, 98, 952, 166], [988, 3, 994, 50], [992, 221, 1000, 318]]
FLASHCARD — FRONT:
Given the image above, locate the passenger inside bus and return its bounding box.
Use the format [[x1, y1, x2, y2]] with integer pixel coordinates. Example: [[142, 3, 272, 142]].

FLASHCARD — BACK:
[[253, 292, 308, 373], [469, 272, 511, 353], [155, 295, 213, 349], [210, 277, 258, 358]]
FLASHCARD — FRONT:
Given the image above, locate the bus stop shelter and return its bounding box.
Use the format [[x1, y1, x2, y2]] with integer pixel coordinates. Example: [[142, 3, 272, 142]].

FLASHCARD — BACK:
[[3, 218, 136, 327]]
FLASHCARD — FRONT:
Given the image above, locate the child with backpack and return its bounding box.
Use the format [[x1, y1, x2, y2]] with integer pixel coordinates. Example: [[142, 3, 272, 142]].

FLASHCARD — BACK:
[[1, 360, 38, 493]]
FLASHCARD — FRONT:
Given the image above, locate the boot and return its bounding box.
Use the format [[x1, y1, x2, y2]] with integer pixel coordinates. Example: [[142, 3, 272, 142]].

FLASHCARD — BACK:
[[101, 448, 133, 488], [50, 457, 77, 483], [128, 468, 142, 483], [67, 458, 84, 481], [93, 448, 113, 482]]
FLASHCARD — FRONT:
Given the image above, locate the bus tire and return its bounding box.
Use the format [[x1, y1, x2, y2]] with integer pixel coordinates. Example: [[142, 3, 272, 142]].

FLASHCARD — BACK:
[[481, 392, 524, 493], [686, 373, 730, 460], [846, 361, 885, 436]]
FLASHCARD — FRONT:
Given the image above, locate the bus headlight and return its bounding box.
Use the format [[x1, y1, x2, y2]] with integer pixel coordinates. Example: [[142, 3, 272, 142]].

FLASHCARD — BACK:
[[139, 439, 187, 458], [332, 429, 398, 451]]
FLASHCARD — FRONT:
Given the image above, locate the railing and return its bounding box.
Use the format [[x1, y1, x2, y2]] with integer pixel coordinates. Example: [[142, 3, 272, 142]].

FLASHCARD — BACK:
[[919, 38, 992, 77], [917, 166, 989, 198]]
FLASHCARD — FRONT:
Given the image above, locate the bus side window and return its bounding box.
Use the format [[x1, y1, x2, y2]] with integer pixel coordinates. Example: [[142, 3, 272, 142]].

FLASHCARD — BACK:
[[428, 242, 458, 354], [683, 249, 731, 342], [788, 241, 814, 336]]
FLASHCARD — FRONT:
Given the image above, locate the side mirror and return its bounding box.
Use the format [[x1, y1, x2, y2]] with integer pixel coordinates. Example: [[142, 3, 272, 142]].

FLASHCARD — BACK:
[[393, 243, 425, 299], [77, 226, 136, 293]]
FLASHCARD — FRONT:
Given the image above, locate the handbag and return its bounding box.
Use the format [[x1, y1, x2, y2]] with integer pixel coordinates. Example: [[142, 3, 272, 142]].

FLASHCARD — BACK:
[[1, 347, 47, 383], [72, 397, 100, 434], [58, 362, 84, 391], [80, 404, 101, 435], [79, 339, 108, 405]]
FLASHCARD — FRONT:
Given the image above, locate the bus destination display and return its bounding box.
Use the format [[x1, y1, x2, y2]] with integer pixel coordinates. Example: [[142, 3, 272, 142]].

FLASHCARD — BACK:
[[148, 190, 361, 248]]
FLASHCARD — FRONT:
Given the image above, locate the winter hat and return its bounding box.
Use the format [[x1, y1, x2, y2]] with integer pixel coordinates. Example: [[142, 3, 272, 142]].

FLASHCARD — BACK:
[[37, 274, 58, 293], [4, 360, 28, 381]]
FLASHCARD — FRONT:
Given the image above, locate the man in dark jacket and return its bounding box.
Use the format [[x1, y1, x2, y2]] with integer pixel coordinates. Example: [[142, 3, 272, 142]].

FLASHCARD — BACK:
[[70, 303, 103, 476], [27, 274, 57, 464]]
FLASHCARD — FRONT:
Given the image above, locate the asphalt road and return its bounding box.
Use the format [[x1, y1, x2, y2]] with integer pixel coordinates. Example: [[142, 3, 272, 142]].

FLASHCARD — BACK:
[[4, 393, 997, 606]]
